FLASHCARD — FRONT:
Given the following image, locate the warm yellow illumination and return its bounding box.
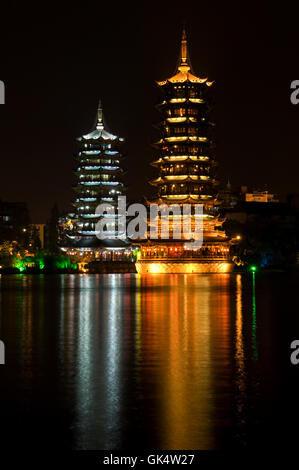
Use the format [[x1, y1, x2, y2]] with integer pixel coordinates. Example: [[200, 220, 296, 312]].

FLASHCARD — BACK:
[[164, 156, 189, 161], [165, 175, 188, 180], [136, 261, 233, 274], [167, 70, 207, 84], [165, 137, 188, 142], [167, 117, 187, 123], [163, 194, 189, 199], [190, 156, 209, 161], [163, 156, 209, 162], [164, 137, 208, 143], [169, 98, 186, 103], [78, 262, 88, 273], [189, 98, 204, 103], [161, 194, 205, 200], [150, 177, 163, 185], [190, 137, 207, 142], [150, 158, 163, 166]]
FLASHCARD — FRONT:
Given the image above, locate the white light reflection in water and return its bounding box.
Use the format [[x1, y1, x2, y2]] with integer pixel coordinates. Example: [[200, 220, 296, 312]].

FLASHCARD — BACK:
[[59, 275, 77, 378], [73, 274, 123, 449], [104, 274, 123, 447]]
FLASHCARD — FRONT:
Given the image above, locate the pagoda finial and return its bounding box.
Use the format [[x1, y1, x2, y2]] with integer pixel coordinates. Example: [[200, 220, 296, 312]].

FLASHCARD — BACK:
[[178, 24, 191, 71], [96, 99, 104, 130]]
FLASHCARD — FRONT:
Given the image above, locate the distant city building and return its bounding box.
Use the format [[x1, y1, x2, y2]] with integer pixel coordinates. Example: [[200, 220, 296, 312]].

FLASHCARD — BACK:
[[245, 190, 279, 203], [0, 200, 30, 243], [31, 224, 45, 248], [218, 180, 239, 208], [218, 184, 280, 208]]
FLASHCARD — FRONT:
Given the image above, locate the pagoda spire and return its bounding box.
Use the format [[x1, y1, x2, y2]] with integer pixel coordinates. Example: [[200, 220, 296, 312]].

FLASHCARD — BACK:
[[178, 26, 191, 71], [96, 99, 104, 130]]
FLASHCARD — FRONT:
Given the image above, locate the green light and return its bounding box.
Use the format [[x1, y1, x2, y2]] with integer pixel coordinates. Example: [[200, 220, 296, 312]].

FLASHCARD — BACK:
[[14, 258, 26, 272], [250, 266, 257, 272]]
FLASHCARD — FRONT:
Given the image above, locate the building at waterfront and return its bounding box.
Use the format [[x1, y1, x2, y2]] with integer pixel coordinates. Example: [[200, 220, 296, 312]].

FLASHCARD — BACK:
[[245, 189, 279, 203], [136, 29, 232, 274]]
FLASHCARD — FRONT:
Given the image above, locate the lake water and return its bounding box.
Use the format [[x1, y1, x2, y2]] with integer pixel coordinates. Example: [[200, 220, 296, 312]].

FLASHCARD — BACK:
[[0, 273, 299, 450]]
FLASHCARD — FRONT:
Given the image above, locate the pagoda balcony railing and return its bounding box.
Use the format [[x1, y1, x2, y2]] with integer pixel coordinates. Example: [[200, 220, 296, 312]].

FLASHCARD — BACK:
[[76, 172, 121, 180], [161, 148, 210, 156], [164, 131, 208, 138], [76, 155, 122, 163], [161, 170, 210, 177], [76, 166, 120, 173], [139, 254, 230, 261], [160, 155, 212, 162], [159, 188, 212, 197], [77, 180, 122, 186], [162, 136, 209, 144]]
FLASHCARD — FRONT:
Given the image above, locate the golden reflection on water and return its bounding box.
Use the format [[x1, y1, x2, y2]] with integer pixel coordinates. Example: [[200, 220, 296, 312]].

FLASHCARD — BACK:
[[134, 274, 232, 449], [235, 274, 246, 427], [0, 273, 260, 450], [20, 276, 34, 381]]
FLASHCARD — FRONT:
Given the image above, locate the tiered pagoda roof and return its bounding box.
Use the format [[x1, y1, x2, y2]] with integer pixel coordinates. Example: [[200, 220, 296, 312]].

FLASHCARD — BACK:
[[157, 29, 214, 87], [149, 28, 217, 207], [68, 101, 128, 248]]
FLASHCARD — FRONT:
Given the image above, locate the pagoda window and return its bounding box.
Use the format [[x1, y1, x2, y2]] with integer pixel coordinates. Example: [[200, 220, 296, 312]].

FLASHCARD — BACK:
[[188, 146, 198, 154], [176, 88, 185, 98], [174, 108, 186, 117], [188, 108, 198, 116], [189, 88, 197, 98], [188, 127, 198, 136], [174, 127, 185, 134]]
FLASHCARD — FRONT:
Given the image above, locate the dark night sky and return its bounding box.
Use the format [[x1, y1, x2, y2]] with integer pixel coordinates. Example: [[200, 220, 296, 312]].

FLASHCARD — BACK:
[[0, 1, 298, 222]]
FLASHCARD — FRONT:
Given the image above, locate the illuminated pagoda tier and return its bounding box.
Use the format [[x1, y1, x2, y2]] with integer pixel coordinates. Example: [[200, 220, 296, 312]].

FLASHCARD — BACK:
[[69, 101, 128, 252], [136, 29, 233, 274]]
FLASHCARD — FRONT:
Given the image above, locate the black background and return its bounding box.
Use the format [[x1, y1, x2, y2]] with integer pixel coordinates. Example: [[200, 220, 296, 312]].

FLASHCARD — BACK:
[[0, 0, 298, 222]]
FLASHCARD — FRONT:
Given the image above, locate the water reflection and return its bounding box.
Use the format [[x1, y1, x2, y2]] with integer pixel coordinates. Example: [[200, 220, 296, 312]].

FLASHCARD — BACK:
[[59, 274, 237, 449], [0, 272, 273, 450], [252, 272, 258, 361], [234, 274, 247, 444]]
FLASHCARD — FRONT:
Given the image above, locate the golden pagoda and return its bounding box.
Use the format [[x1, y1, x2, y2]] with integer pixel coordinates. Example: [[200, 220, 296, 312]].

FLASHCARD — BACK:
[[136, 28, 232, 274]]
